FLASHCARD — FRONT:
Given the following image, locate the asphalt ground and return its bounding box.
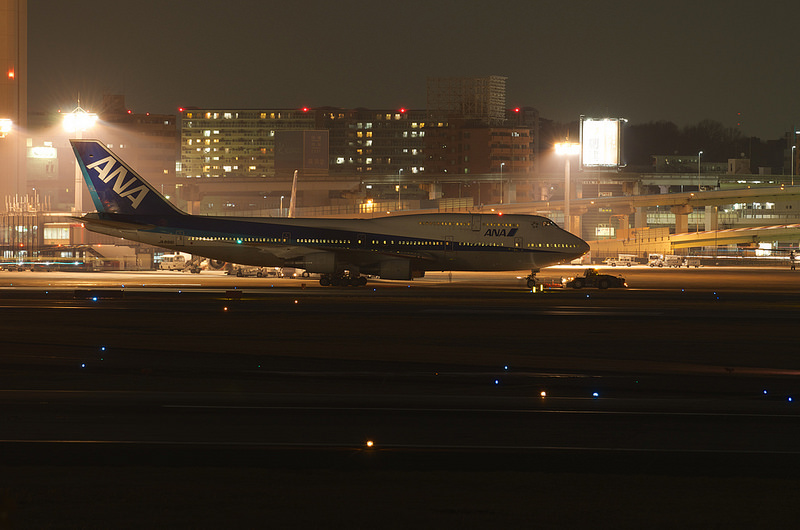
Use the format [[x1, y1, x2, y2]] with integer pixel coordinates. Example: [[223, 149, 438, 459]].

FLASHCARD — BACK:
[[2, 267, 800, 528]]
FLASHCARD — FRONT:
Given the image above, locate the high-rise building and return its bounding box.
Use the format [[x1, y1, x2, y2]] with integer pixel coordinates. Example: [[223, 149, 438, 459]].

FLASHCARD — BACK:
[[0, 0, 26, 199], [0, 0, 25, 128], [423, 77, 539, 203], [426, 76, 507, 125]]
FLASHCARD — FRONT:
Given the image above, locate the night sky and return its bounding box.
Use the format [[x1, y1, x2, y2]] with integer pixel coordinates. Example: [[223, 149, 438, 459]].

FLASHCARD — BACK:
[[27, 0, 800, 139]]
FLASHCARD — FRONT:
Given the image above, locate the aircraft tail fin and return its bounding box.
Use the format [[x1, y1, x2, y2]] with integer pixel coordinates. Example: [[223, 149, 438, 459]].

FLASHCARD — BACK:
[[70, 139, 183, 217]]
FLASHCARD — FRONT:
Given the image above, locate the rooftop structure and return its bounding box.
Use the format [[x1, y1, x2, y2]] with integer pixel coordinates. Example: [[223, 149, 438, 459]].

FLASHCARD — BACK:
[[426, 75, 507, 125]]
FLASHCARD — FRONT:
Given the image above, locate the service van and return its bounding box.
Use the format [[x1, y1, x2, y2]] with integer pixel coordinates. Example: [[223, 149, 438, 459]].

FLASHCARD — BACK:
[[604, 254, 636, 267], [648, 254, 665, 267], [158, 253, 189, 271], [685, 257, 701, 268], [665, 255, 684, 267]]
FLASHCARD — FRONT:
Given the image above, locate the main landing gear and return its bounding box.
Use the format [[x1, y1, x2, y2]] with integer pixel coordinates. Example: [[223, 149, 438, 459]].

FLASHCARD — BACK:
[[525, 269, 540, 289], [319, 273, 368, 287]]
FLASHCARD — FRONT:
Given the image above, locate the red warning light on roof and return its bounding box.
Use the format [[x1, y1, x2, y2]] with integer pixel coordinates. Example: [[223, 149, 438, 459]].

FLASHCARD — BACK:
[[302, 107, 310, 112], [514, 107, 520, 113], [7, 70, 14, 79], [178, 107, 185, 113], [127, 110, 132, 114], [399, 108, 407, 113]]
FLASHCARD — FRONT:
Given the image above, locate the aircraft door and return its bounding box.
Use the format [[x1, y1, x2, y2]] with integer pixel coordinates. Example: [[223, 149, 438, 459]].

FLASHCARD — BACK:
[[282, 232, 291, 244], [471, 214, 481, 231], [514, 236, 523, 248], [444, 235, 454, 254]]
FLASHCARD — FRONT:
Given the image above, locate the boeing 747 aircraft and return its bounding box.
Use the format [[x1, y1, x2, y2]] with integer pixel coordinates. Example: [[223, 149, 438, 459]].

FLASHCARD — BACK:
[[71, 139, 589, 287]]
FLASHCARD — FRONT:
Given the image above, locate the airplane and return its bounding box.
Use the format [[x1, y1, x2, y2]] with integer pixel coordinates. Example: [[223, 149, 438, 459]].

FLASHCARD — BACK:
[[70, 139, 589, 287]]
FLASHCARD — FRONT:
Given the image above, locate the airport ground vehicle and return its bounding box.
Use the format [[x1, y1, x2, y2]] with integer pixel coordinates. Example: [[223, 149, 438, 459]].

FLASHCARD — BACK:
[[158, 253, 190, 271], [158, 253, 201, 273], [280, 267, 310, 278], [1, 262, 27, 272], [665, 255, 684, 267], [604, 254, 636, 267], [565, 268, 627, 289], [648, 254, 665, 267], [228, 266, 280, 277]]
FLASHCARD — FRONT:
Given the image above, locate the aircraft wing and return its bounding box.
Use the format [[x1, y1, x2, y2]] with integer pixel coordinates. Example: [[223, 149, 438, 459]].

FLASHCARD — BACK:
[[75, 213, 157, 232]]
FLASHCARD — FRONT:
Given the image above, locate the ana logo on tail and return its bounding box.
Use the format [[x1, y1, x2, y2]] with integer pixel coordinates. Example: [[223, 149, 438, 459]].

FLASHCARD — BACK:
[[86, 156, 150, 209]]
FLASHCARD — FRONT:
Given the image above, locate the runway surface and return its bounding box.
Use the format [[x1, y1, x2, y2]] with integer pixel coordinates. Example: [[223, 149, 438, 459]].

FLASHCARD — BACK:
[[2, 266, 800, 527]]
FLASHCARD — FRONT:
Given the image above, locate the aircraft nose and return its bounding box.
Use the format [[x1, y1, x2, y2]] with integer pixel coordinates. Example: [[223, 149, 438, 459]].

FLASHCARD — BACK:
[[569, 233, 590, 257], [577, 237, 590, 254]]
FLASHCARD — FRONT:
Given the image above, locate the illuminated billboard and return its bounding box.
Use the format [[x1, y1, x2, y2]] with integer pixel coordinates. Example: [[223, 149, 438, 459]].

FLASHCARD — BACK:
[[580, 117, 624, 168]]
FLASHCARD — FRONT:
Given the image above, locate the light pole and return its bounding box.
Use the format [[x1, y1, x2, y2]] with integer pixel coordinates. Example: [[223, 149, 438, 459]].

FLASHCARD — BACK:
[[697, 150, 703, 192], [500, 162, 505, 204], [280, 195, 285, 216], [398, 168, 403, 210], [63, 106, 98, 212], [555, 142, 581, 234], [794, 130, 800, 185]]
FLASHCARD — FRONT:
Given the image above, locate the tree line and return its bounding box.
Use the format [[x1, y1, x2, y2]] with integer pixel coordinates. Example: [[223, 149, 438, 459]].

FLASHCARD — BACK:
[[540, 119, 787, 173]]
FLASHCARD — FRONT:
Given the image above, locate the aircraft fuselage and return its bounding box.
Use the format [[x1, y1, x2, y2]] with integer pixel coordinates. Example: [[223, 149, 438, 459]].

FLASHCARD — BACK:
[[81, 211, 588, 279]]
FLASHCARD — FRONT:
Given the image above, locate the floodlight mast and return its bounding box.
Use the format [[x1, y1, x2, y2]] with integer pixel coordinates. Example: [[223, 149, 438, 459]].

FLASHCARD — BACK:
[[792, 145, 796, 186], [555, 142, 580, 234], [0, 118, 11, 138], [63, 106, 98, 212]]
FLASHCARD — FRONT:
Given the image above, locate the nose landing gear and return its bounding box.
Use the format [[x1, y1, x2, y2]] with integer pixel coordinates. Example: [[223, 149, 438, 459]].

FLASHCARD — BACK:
[[525, 268, 540, 289]]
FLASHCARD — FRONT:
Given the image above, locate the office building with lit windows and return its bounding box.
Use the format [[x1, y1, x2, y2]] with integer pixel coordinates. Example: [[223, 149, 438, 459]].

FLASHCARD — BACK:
[[320, 107, 428, 176], [177, 91, 539, 212], [179, 107, 429, 179], [179, 108, 317, 180], [179, 105, 537, 180]]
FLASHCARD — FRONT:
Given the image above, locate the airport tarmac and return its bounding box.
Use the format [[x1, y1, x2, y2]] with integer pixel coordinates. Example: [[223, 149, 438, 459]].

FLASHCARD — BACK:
[[2, 266, 800, 528], [3, 262, 799, 292]]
